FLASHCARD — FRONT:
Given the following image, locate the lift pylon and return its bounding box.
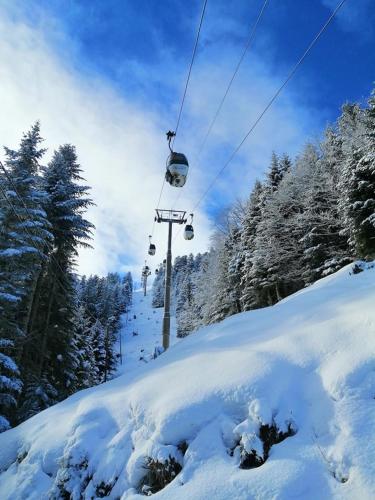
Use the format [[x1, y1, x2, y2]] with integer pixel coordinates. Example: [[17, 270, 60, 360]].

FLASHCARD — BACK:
[[155, 209, 187, 350]]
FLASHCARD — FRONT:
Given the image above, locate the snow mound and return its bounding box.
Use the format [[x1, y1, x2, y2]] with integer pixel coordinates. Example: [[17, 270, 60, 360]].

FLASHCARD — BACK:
[[1, 262, 375, 499]]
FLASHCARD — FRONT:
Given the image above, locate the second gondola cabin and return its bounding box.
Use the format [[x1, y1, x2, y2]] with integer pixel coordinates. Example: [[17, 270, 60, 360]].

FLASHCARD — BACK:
[[184, 224, 194, 240], [148, 243, 156, 256], [165, 152, 189, 187]]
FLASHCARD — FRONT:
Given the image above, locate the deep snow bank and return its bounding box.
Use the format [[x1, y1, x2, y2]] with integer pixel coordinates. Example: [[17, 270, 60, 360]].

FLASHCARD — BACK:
[[1, 262, 375, 499]]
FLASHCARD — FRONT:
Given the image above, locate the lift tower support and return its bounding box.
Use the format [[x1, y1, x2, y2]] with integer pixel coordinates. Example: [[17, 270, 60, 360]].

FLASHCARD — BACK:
[[155, 209, 187, 350]]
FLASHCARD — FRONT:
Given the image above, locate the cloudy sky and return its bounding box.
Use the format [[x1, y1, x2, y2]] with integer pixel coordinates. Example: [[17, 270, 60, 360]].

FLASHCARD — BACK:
[[0, 0, 374, 279]]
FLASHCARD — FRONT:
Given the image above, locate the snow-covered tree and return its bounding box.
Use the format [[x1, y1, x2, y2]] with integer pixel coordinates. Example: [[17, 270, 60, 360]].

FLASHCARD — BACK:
[[76, 271, 132, 385], [71, 306, 98, 389], [89, 319, 107, 384], [0, 122, 51, 428], [298, 134, 351, 284], [18, 144, 94, 417], [240, 180, 265, 309], [0, 345, 22, 431], [152, 264, 165, 308], [340, 93, 375, 259]]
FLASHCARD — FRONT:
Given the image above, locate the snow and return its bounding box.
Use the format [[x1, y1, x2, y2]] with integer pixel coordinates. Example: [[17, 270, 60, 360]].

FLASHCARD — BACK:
[[114, 288, 177, 376], [0, 292, 20, 302], [1, 262, 375, 499], [0, 353, 19, 373], [0, 246, 39, 257]]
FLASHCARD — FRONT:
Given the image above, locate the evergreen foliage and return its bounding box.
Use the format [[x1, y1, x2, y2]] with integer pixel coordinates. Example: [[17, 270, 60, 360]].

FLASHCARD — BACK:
[[152, 265, 165, 308], [76, 272, 132, 385], [0, 124, 132, 430], [17, 143, 95, 420], [158, 87, 375, 338], [0, 122, 51, 428]]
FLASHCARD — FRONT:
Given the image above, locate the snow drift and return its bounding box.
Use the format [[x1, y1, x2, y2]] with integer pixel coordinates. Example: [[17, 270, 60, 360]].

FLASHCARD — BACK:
[[1, 262, 375, 499]]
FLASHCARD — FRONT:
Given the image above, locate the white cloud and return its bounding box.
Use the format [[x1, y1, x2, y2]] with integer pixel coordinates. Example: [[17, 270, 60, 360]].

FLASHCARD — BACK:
[[0, 6, 323, 278], [321, 0, 374, 38], [0, 12, 213, 278]]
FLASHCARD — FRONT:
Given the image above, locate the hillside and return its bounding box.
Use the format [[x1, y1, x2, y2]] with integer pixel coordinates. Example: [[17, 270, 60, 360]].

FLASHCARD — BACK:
[[0, 262, 375, 499], [115, 289, 177, 377]]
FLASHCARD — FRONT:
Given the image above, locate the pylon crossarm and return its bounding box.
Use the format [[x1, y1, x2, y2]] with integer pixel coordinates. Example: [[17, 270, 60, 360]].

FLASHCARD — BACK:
[[155, 208, 186, 224]]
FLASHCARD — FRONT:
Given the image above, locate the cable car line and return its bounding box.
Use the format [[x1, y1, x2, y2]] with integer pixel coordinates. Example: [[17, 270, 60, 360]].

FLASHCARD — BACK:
[[147, 0, 208, 256], [172, 0, 208, 149], [197, 0, 269, 156], [173, 0, 348, 242], [170, 0, 269, 213]]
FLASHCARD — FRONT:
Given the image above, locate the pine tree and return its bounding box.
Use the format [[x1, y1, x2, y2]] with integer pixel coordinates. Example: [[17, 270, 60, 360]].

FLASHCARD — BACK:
[[90, 320, 107, 384], [175, 255, 195, 336], [299, 134, 351, 283], [122, 272, 133, 307], [0, 344, 22, 431], [18, 144, 94, 418], [152, 264, 165, 308], [71, 306, 98, 389], [279, 153, 292, 176], [340, 99, 375, 259], [0, 122, 51, 428], [204, 240, 238, 325], [267, 152, 283, 190], [250, 165, 306, 306], [240, 180, 264, 309]]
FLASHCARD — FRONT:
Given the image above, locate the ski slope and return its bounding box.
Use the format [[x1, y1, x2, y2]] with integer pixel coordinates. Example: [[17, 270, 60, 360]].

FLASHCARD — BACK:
[[0, 262, 375, 499], [115, 288, 177, 377]]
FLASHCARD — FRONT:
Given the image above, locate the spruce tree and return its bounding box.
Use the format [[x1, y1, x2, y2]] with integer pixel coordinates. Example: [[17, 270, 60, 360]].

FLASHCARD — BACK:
[[0, 122, 51, 428], [19, 144, 94, 418], [71, 306, 98, 389], [299, 134, 351, 284], [152, 264, 165, 308], [90, 320, 107, 384], [240, 180, 264, 309], [204, 239, 239, 324], [340, 99, 375, 259]]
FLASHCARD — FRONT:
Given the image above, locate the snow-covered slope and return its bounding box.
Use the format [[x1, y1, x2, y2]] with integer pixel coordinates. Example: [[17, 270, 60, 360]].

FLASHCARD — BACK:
[[115, 289, 177, 377], [1, 263, 375, 499]]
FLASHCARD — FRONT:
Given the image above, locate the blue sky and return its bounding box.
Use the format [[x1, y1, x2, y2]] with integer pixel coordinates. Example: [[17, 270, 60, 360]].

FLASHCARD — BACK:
[[16, 0, 375, 112], [1, 0, 375, 275]]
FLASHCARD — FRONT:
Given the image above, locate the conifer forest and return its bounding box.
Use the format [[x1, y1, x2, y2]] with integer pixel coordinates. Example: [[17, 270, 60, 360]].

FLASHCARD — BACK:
[[153, 91, 375, 338], [0, 123, 133, 431]]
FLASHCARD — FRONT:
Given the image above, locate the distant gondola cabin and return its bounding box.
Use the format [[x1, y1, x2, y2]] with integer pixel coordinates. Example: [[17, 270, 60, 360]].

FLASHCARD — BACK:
[[148, 243, 156, 256]]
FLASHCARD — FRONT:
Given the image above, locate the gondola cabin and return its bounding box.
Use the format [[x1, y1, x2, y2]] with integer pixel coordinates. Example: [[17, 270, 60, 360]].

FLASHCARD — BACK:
[[165, 152, 189, 187], [142, 265, 151, 277], [148, 243, 156, 256], [184, 224, 194, 240]]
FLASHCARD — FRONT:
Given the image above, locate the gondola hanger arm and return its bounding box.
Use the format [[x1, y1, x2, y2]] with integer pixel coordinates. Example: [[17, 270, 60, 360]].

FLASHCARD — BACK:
[[166, 130, 176, 153]]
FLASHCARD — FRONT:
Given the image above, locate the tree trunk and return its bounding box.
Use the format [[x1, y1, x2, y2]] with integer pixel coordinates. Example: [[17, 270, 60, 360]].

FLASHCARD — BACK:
[[275, 282, 283, 302], [15, 266, 43, 365], [26, 261, 48, 337], [22, 267, 42, 336], [37, 277, 57, 379]]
